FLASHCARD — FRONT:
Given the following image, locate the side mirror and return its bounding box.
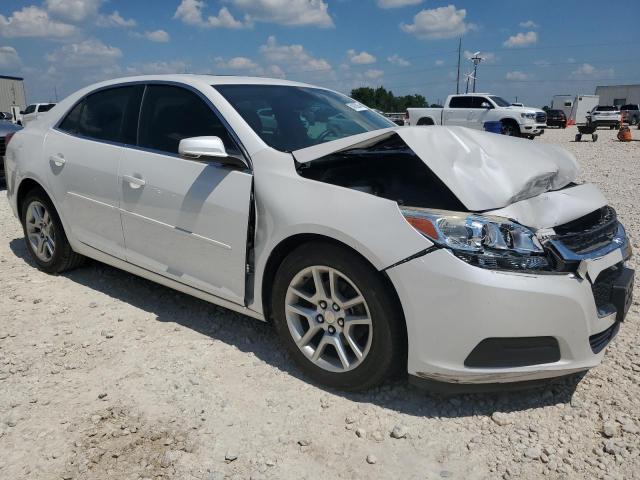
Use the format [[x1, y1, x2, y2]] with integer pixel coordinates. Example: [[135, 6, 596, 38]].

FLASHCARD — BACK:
[[20, 111, 25, 115], [178, 136, 247, 169], [481, 102, 492, 109]]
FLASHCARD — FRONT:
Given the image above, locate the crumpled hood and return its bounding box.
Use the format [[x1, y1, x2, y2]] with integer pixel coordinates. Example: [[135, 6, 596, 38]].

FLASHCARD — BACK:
[[294, 126, 580, 211]]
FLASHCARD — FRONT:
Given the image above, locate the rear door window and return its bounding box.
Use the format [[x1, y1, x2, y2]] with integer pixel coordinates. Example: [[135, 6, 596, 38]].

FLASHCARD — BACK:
[[449, 96, 472, 108], [59, 85, 143, 143]]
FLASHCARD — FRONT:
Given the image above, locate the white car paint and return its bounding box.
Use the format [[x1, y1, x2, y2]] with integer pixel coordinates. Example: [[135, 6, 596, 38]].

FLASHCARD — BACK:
[[4, 75, 633, 388]]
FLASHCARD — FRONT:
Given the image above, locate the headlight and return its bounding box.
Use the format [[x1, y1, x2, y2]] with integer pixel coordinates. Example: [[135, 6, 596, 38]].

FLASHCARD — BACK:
[[520, 113, 536, 120], [401, 208, 551, 271]]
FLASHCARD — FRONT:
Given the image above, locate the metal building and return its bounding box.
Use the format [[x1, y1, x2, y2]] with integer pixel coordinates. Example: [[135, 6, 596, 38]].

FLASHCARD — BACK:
[[595, 84, 640, 107], [0, 75, 27, 113]]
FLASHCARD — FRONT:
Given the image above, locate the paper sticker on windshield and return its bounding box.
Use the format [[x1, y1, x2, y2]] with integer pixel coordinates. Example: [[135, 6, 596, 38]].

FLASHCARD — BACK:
[[346, 102, 368, 112]]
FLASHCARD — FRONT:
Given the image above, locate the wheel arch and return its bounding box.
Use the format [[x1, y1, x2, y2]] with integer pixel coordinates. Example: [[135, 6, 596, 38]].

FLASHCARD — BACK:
[[260, 233, 407, 342], [417, 117, 435, 126], [15, 177, 72, 241]]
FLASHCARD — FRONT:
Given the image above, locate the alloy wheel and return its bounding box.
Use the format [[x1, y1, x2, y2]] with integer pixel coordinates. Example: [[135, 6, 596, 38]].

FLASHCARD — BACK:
[[25, 200, 56, 262], [285, 265, 373, 373]]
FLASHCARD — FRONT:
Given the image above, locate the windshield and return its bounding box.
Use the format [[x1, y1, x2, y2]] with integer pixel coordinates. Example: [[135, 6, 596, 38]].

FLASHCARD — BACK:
[[489, 96, 511, 107], [214, 84, 394, 152], [595, 106, 616, 111]]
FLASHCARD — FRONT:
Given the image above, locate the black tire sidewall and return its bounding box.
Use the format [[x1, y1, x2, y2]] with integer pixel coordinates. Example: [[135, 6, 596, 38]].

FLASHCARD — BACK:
[[21, 191, 70, 273], [271, 242, 404, 391]]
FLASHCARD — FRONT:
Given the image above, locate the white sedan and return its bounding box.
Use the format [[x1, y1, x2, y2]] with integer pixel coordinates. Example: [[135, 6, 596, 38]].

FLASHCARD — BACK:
[[4, 75, 634, 391]]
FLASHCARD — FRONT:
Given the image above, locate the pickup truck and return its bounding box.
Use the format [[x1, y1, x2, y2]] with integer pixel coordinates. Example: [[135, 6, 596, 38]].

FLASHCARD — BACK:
[[620, 104, 640, 126], [405, 93, 547, 139]]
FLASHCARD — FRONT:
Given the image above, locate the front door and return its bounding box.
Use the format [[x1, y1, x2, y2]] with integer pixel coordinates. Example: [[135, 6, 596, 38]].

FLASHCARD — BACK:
[[119, 84, 253, 305], [44, 85, 143, 259]]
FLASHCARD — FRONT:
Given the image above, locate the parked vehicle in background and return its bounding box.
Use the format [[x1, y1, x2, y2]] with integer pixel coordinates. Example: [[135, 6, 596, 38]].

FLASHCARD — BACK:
[[19, 103, 56, 126], [0, 112, 13, 121], [405, 93, 546, 139], [383, 112, 405, 126], [0, 120, 22, 182], [546, 109, 567, 128], [620, 104, 640, 125], [588, 106, 622, 129], [4, 75, 633, 391]]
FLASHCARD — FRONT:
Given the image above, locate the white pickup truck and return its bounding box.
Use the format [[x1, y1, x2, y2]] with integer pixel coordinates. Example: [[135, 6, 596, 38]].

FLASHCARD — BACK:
[[405, 93, 547, 139]]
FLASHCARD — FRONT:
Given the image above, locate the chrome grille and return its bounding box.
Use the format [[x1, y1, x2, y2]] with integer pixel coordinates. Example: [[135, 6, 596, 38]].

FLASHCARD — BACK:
[[552, 206, 618, 255]]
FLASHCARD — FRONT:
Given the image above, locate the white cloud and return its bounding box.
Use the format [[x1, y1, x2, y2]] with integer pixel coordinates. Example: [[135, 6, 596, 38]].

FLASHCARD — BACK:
[[46, 38, 121, 68], [463, 50, 496, 64], [364, 69, 384, 80], [387, 54, 410, 67], [435, 59, 444, 66], [215, 56, 258, 70], [503, 31, 538, 48], [263, 64, 286, 78], [519, 20, 538, 28], [126, 60, 188, 75], [0, 6, 76, 38], [401, 5, 473, 40], [0, 46, 21, 68], [534, 59, 550, 67], [229, 0, 334, 28], [506, 71, 529, 81], [96, 11, 137, 28], [572, 63, 614, 78], [259, 36, 331, 73], [143, 29, 170, 42], [347, 49, 376, 65], [174, 1, 249, 29], [45, 0, 102, 23], [377, 0, 422, 8]]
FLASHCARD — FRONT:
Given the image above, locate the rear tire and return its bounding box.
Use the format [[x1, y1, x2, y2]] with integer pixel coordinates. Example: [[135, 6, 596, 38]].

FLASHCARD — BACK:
[[21, 189, 85, 274], [270, 242, 405, 391]]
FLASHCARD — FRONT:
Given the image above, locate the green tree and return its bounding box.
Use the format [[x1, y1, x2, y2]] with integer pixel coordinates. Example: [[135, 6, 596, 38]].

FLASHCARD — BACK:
[[350, 86, 427, 112]]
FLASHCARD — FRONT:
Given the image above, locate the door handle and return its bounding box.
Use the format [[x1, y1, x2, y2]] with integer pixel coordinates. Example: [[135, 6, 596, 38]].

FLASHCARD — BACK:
[[50, 154, 66, 167], [122, 175, 146, 189]]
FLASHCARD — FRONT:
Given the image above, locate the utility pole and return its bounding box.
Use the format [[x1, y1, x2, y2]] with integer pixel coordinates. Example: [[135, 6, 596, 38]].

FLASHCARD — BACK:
[[470, 52, 483, 93], [456, 37, 461, 94]]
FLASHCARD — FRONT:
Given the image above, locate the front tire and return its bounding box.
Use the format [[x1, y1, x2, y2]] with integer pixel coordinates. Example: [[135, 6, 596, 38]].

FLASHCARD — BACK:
[[501, 121, 520, 137], [21, 189, 85, 273], [271, 242, 405, 391]]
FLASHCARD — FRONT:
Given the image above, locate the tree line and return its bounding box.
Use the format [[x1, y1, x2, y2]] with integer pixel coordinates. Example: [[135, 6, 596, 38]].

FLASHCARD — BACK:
[[350, 86, 435, 112]]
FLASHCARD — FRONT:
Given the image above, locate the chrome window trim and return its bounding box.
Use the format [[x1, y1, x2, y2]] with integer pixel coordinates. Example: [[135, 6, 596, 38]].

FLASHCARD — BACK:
[[52, 80, 253, 171]]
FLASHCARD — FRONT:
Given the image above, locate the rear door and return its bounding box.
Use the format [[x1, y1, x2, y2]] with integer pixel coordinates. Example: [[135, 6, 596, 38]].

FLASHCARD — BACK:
[[44, 85, 143, 259], [119, 83, 253, 305], [442, 96, 471, 126]]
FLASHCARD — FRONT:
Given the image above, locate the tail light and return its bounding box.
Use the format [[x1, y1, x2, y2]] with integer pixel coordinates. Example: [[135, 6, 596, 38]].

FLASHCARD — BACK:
[[4, 132, 16, 146]]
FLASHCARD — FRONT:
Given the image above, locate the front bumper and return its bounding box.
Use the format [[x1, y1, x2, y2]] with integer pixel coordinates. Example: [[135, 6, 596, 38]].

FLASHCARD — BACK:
[[387, 231, 632, 385], [519, 122, 546, 135], [592, 118, 620, 127]]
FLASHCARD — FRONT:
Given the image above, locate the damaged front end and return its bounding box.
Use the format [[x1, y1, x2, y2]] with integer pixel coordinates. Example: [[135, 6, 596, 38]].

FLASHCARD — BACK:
[[294, 126, 633, 322]]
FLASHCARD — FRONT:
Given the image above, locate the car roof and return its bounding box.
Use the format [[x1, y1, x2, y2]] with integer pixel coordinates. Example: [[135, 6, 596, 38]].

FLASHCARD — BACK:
[[84, 74, 322, 91]]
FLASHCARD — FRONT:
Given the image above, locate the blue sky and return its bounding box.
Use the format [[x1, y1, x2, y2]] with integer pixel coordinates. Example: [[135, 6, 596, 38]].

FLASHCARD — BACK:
[[1, 0, 638, 107]]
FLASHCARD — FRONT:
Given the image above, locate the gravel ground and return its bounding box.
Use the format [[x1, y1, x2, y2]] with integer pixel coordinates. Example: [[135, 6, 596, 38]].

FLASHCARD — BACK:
[[1, 126, 639, 480]]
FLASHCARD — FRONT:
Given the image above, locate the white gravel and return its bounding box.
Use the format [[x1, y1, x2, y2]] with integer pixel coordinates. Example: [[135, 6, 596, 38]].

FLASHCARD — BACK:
[[1, 126, 639, 480]]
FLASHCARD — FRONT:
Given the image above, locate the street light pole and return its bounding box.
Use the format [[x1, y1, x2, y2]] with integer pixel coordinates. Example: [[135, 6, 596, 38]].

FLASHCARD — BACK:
[[470, 52, 483, 93]]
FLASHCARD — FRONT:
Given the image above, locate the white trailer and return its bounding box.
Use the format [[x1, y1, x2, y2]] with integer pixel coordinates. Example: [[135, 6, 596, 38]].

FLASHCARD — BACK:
[[551, 95, 574, 118], [568, 95, 599, 125]]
